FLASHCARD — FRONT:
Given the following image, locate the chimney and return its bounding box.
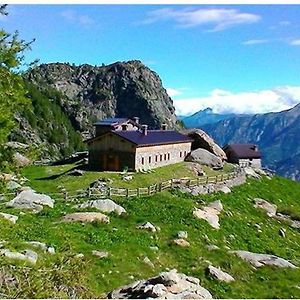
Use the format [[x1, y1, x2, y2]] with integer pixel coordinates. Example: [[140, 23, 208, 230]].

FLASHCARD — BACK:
[[161, 123, 167, 130], [142, 124, 148, 136], [133, 117, 139, 124], [121, 124, 128, 131]]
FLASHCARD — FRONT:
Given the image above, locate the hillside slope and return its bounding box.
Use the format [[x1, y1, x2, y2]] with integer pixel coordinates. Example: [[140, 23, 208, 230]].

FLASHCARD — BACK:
[[1, 166, 300, 298], [201, 104, 300, 180]]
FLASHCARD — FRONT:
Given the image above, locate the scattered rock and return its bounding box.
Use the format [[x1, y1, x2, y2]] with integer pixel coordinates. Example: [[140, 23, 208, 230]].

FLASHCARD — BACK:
[[244, 167, 260, 179], [0, 249, 38, 264], [0, 240, 7, 248], [185, 148, 223, 169], [25, 241, 55, 254], [177, 231, 188, 239], [149, 246, 159, 251], [6, 141, 29, 149], [206, 245, 220, 251], [75, 253, 84, 258], [143, 256, 155, 268], [77, 199, 126, 215], [108, 269, 213, 299], [90, 178, 112, 189], [13, 152, 31, 167], [193, 200, 223, 229], [231, 250, 297, 268], [173, 239, 190, 247], [7, 181, 21, 190], [6, 189, 54, 212], [92, 250, 109, 259], [0, 173, 14, 182], [218, 186, 231, 194], [253, 198, 277, 217], [207, 265, 235, 283], [68, 169, 84, 176], [62, 212, 109, 223], [0, 213, 18, 224], [136, 222, 157, 232]]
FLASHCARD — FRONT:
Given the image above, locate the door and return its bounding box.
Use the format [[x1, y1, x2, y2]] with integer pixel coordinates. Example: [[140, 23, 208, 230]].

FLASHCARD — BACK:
[[104, 154, 120, 171]]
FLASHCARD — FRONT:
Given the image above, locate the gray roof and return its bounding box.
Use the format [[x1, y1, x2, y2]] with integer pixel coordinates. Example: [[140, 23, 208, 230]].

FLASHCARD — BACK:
[[223, 144, 262, 159], [94, 118, 130, 126]]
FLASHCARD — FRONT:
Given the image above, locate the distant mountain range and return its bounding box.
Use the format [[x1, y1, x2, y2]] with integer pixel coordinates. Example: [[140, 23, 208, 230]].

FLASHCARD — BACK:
[[198, 104, 300, 181], [181, 107, 250, 128]]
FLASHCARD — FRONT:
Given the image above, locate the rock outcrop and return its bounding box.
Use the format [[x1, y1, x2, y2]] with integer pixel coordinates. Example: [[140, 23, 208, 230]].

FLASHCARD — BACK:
[[108, 269, 213, 299], [62, 212, 109, 223], [253, 198, 277, 217], [193, 200, 223, 229], [181, 129, 227, 160], [231, 250, 297, 268], [6, 189, 54, 212], [76, 199, 126, 215], [185, 148, 224, 169]]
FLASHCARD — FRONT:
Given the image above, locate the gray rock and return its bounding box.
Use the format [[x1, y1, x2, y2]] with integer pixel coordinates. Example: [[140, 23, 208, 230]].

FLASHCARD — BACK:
[[68, 169, 84, 176], [206, 245, 220, 251], [122, 175, 133, 181], [185, 148, 223, 169], [137, 222, 157, 232], [62, 212, 109, 223], [0, 249, 38, 264], [207, 265, 235, 282], [7, 181, 21, 190], [149, 246, 159, 251], [253, 198, 277, 217], [0, 213, 18, 224], [181, 129, 227, 160], [231, 250, 297, 268], [13, 152, 31, 167], [77, 199, 126, 215], [194, 200, 223, 229], [108, 269, 212, 299], [177, 231, 188, 239], [6, 189, 54, 212], [173, 238, 190, 247], [6, 141, 29, 149], [92, 250, 109, 258], [244, 167, 261, 179], [143, 256, 155, 268], [25, 241, 55, 254], [218, 186, 231, 194]]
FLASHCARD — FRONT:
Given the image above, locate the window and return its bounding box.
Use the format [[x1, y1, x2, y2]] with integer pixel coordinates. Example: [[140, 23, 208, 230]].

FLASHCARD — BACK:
[[141, 157, 144, 165], [168, 153, 170, 160], [160, 154, 163, 161], [179, 151, 182, 158], [164, 153, 167, 160], [155, 155, 158, 162], [149, 156, 151, 164]]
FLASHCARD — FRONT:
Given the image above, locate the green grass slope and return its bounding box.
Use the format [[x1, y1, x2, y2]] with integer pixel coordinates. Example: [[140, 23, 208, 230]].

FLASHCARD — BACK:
[[1, 172, 300, 298]]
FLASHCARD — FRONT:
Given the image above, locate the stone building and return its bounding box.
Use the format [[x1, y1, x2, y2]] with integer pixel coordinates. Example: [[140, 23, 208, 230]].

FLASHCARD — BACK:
[[87, 118, 192, 171], [223, 144, 262, 168]]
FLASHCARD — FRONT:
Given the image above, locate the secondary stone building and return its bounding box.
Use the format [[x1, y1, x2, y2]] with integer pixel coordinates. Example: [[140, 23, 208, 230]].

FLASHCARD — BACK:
[[87, 118, 192, 171], [223, 144, 262, 168]]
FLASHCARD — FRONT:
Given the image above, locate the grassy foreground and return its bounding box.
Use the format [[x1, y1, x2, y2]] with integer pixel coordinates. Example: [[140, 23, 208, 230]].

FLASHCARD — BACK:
[[1, 172, 300, 298]]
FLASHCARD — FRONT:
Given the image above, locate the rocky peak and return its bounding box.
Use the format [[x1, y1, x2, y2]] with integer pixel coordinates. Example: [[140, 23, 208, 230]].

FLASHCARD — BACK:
[[25, 60, 179, 136]]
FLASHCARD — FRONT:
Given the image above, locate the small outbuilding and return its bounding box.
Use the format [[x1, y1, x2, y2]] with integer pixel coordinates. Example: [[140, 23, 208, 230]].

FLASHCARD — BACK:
[[87, 118, 192, 171], [223, 144, 262, 168]]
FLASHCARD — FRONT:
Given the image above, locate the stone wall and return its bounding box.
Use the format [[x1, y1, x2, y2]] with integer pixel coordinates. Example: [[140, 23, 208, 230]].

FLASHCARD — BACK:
[[135, 142, 191, 170]]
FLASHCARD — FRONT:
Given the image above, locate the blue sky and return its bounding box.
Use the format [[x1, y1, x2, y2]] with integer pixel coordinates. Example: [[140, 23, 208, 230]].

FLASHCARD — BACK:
[[2, 4, 300, 115]]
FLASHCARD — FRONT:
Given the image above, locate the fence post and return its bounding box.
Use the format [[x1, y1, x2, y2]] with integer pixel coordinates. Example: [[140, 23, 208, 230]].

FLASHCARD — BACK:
[[64, 191, 68, 201], [215, 175, 218, 183], [221, 174, 224, 182], [159, 183, 162, 192], [126, 188, 129, 198], [148, 186, 150, 195], [197, 178, 200, 186], [171, 179, 173, 189], [108, 187, 111, 197], [206, 176, 209, 184], [88, 188, 91, 197], [137, 187, 140, 197]]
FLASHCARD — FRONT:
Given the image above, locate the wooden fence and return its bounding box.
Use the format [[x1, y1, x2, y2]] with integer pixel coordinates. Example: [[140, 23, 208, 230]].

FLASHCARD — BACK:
[[0, 171, 241, 201]]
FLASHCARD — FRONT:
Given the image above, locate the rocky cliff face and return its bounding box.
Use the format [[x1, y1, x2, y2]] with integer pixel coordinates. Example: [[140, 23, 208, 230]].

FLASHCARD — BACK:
[[201, 103, 300, 180], [25, 60, 179, 138]]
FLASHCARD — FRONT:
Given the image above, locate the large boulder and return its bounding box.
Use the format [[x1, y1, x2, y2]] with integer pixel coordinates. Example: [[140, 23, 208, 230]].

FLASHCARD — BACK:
[[6, 189, 54, 212], [253, 198, 277, 217], [231, 250, 297, 268], [108, 269, 213, 299], [185, 148, 223, 169], [181, 129, 227, 160], [76, 199, 126, 215]]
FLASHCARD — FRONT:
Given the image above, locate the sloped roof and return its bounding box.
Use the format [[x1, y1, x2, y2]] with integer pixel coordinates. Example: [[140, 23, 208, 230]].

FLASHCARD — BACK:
[[224, 144, 262, 159], [114, 130, 193, 146], [87, 130, 193, 146]]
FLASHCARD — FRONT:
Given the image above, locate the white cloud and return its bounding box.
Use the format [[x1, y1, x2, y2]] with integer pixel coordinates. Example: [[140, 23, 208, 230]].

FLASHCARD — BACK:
[[60, 10, 94, 27], [242, 39, 269, 45], [166, 88, 182, 98], [142, 8, 261, 32], [173, 86, 300, 116], [289, 39, 300, 46]]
